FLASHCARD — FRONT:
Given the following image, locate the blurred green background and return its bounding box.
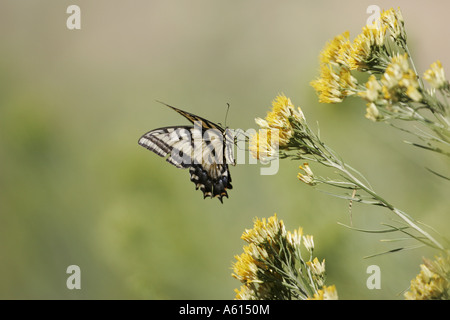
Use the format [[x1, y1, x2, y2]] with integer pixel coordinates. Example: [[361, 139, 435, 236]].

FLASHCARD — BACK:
[[0, 1, 449, 299]]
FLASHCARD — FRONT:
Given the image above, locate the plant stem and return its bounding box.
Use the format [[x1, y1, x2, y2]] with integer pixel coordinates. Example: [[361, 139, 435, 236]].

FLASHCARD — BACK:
[[336, 163, 445, 251]]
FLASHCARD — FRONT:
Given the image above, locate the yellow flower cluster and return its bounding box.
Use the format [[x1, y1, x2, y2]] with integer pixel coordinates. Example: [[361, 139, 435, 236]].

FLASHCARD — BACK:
[[311, 8, 407, 104], [310, 31, 357, 103], [404, 255, 450, 300], [233, 216, 285, 282], [310, 7, 446, 124], [240, 214, 286, 245], [232, 214, 292, 299], [381, 53, 422, 102], [423, 60, 449, 90], [358, 53, 422, 121], [348, 25, 386, 71], [306, 257, 326, 287], [380, 7, 405, 43], [308, 285, 339, 300], [250, 95, 305, 160], [232, 214, 335, 300]]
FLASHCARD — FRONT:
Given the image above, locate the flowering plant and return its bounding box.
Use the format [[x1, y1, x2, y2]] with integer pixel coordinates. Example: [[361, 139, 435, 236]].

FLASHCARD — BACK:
[[310, 8, 450, 170], [234, 8, 449, 300], [232, 215, 337, 300]]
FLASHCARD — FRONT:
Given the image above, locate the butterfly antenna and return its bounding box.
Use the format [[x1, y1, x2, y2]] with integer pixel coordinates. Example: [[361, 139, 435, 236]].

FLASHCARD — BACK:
[[218, 103, 231, 128], [224, 103, 230, 128]]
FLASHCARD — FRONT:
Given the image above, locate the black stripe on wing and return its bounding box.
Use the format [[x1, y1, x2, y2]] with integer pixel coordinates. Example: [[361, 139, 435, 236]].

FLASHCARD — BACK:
[[138, 126, 194, 169]]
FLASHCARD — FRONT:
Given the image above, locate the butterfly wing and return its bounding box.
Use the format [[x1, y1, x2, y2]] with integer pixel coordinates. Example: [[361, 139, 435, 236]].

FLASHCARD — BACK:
[[138, 126, 195, 168], [188, 128, 233, 203], [138, 104, 234, 202], [156, 101, 225, 132]]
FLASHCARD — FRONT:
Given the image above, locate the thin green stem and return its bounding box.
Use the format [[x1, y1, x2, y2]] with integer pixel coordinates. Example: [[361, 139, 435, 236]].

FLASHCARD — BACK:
[[336, 164, 445, 251], [404, 44, 425, 89]]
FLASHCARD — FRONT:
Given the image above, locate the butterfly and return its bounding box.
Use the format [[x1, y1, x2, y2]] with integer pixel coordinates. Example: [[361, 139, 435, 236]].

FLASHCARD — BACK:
[[138, 101, 235, 203]]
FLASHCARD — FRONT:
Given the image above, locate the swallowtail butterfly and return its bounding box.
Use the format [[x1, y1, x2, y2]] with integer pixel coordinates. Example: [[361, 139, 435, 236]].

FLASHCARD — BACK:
[[138, 102, 235, 203]]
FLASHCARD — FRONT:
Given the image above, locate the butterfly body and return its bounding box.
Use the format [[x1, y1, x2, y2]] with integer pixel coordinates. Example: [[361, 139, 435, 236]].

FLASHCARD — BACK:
[[138, 102, 234, 203]]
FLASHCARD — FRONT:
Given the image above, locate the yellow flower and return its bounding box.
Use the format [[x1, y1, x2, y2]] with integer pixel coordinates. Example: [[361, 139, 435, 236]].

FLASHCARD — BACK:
[[265, 95, 305, 130], [382, 53, 409, 88], [307, 258, 326, 276], [241, 214, 286, 245], [233, 214, 337, 300], [232, 250, 261, 284], [359, 75, 382, 102], [311, 29, 359, 104], [381, 53, 422, 102], [297, 163, 316, 186], [336, 40, 354, 67], [307, 257, 326, 287], [309, 285, 339, 300], [302, 235, 314, 253], [380, 8, 405, 42], [286, 227, 303, 248], [339, 68, 358, 96], [404, 255, 450, 300], [318, 31, 351, 67], [232, 242, 272, 285], [424, 60, 448, 89], [400, 69, 422, 101], [310, 65, 357, 104], [365, 102, 381, 122], [252, 95, 305, 155], [310, 66, 342, 103], [348, 25, 386, 71], [248, 241, 267, 260], [405, 83, 422, 102], [234, 285, 257, 300]]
